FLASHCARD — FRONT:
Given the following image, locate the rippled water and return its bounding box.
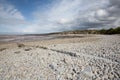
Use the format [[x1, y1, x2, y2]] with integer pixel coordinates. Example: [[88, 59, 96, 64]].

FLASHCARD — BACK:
[[0, 34, 85, 43], [0, 35, 54, 43]]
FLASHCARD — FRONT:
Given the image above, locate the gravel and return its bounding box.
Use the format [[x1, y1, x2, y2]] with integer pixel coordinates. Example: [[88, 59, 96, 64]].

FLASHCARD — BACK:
[[0, 35, 120, 80]]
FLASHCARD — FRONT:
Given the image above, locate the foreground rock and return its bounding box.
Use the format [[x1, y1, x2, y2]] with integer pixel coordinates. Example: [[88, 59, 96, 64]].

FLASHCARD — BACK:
[[0, 34, 120, 80]]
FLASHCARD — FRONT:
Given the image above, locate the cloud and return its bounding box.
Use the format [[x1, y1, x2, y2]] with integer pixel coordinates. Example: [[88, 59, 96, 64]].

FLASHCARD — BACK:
[[1, 0, 120, 34], [0, 0, 28, 33], [25, 0, 120, 33], [0, 2, 26, 24]]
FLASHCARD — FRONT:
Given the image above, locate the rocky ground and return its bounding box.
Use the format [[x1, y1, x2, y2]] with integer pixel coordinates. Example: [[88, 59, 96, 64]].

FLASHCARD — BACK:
[[0, 34, 120, 80]]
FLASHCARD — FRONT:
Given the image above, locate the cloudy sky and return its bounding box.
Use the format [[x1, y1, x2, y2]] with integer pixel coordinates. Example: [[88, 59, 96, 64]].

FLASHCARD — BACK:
[[0, 0, 120, 34]]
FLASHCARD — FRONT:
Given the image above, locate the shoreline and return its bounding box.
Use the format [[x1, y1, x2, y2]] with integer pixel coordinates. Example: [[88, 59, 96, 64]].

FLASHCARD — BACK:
[[0, 34, 101, 48]]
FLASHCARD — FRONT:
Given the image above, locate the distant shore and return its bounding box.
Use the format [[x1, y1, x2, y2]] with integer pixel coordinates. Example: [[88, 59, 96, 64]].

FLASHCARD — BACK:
[[0, 34, 92, 44]]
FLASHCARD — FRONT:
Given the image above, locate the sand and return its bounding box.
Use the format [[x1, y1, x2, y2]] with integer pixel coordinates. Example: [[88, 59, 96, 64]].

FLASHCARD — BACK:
[[0, 34, 120, 80]]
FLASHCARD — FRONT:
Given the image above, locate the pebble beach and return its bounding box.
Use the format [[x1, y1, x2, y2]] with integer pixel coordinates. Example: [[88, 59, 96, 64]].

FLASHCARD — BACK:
[[0, 34, 120, 80]]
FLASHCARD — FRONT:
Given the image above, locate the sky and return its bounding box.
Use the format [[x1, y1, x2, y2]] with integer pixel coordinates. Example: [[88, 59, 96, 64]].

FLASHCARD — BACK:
[[0, 0, 120, 34]]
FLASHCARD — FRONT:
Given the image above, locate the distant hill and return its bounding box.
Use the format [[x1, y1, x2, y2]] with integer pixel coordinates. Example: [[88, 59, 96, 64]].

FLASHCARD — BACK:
[[23, 27, 120, 36], [55, 27, 120, 35]]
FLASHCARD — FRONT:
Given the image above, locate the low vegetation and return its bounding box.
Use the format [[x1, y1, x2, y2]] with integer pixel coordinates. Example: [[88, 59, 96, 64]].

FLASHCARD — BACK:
[[0, 48, 6, 51], [98, 27, 120, 34], [24, 48, 32, 51], [17, 43, 25, 48], [58, 27, 120, 34], [38, 46, 48, 50]]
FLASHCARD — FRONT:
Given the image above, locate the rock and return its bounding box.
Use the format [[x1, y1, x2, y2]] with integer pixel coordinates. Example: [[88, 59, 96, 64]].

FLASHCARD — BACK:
[[49, 64, 57, 71], [72, 68, 76, 73], [82, 66, 94, 77]]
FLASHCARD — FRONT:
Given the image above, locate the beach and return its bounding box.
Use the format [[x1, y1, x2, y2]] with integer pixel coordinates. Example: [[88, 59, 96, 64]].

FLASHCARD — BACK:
[[0, 34, 120, 80]]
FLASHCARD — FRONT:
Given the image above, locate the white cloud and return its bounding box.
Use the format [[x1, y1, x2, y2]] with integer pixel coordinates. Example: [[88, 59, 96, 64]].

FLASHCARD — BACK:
[[96, 9, 109, 18], [1, 0, 120, 34], [27, 0, 112, 33], [0, 3, 27, 27], [0, 3, 24, 20], [0, 1, 28, 33]]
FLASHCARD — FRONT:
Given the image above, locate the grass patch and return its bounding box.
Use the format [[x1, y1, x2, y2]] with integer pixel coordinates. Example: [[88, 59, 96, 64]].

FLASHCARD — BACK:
[[50, 49, 77, 57], [17, 43, 25, 48], [0, 48, 6, 51], [14, 51, 21, 54], [24, 48, 32, 51], [37, 46, 48, 50]]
